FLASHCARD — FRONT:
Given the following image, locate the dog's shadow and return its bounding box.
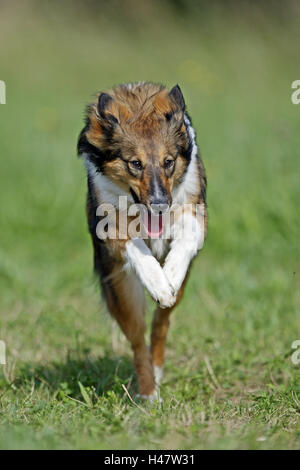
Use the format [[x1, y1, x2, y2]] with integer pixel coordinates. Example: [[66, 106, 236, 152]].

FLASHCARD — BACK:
[[18, 352, 136, 400]]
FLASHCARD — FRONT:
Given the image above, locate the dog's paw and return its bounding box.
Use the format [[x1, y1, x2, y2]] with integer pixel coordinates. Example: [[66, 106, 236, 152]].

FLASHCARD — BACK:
[[156, 288, 177, 309], [136, 390, 163, 403], [144, 269, 176, 308], [163, 261, 184, 297]]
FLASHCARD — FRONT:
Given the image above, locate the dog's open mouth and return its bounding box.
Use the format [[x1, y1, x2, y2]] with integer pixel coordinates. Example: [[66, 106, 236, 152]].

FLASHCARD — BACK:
[[143, 211, 163, 239]]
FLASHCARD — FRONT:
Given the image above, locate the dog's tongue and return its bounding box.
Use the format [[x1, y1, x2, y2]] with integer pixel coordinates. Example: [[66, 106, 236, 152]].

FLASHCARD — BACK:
[[144, 212, 163, 238]]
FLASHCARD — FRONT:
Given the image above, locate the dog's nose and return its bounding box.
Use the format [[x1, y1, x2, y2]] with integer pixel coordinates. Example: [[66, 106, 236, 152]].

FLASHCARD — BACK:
[[150, 202, 169, 215]]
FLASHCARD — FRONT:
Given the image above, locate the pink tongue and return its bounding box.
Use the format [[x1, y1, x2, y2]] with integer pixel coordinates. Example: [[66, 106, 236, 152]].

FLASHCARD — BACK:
[[144, 212, 163, 238]]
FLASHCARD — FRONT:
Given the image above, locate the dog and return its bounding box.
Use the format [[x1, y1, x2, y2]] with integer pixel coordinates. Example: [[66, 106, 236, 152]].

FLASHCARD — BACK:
[[77, 82, 207, 400]]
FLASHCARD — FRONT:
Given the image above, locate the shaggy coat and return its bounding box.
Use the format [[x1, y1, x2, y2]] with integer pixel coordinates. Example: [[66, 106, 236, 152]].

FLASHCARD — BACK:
[[78, 82, 207, 399]]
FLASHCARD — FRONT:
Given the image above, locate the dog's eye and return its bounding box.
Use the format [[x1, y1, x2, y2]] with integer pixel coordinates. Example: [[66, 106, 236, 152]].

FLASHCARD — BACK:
[[165, 111, 173, 122], [164, 159, 174, 169], [129, 160, 142, 170]]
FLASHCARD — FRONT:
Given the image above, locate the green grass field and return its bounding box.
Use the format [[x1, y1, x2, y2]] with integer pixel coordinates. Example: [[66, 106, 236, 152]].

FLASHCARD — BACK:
[[0, 1, 300, 449]]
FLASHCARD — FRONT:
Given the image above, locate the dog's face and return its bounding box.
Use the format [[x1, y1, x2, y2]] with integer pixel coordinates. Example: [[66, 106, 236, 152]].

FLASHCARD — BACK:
[[78, 84, 192, 229]]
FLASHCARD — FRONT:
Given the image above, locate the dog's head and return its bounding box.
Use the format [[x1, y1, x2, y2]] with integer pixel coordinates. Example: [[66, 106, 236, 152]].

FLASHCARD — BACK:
[[78, 83, 192, 235]]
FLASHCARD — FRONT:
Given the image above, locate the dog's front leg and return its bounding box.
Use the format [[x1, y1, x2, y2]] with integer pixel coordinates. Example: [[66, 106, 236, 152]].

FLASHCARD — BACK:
[[125, 238, 176, 308], [163, 212, 205, 295]]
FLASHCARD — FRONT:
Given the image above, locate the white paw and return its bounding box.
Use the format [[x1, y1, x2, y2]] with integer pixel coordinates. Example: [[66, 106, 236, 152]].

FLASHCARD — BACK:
[[163, 239, 198, 296], [125, 238, 176, 308], [136, 390, 163, 403], [144, 269, 176, 308], [163, 261, 183, 296], [156, 288, 177, 309], [153, 366, 163, 386]]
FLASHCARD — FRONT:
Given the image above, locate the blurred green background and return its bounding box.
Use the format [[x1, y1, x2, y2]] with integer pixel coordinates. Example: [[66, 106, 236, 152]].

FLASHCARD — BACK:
[[0, 0, 299, 450]]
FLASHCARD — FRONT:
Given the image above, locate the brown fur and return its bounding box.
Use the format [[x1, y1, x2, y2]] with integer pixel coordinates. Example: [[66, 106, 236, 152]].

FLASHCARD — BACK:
[[84, 83, 190, 210], [79, 82, 207, 397]]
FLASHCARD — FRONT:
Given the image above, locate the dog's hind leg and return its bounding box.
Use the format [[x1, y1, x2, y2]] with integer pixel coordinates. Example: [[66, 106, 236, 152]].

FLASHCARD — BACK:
[[103, 266, 156, 399], [150, 277, 187, 386]]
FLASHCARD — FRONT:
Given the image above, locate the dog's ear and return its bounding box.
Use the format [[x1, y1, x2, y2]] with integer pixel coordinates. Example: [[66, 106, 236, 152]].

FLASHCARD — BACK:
[[169, 85, 185, 112], [97, 92, 119, 125], [165, 85, 185, 130]]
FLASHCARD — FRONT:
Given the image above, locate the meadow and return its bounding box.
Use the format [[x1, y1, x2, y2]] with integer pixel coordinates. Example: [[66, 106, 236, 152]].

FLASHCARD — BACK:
[[0, 1, 299, 449]]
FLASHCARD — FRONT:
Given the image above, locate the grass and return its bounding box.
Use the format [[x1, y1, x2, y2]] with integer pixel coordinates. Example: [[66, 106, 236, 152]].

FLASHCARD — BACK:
[[0, 1, 300, 449]]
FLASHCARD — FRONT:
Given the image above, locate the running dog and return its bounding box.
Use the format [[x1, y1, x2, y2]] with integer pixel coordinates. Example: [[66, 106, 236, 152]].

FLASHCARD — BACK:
[[77, 82, 207, 400]]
